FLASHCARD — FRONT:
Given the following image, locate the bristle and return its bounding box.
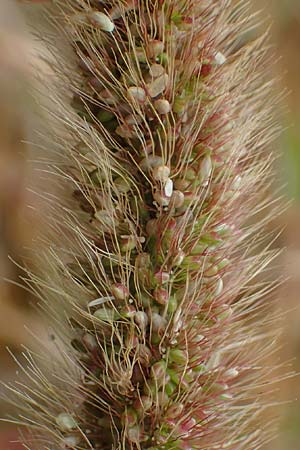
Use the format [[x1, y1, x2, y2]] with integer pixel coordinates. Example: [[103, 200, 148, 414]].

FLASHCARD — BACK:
[[6, 1, 284, 449]]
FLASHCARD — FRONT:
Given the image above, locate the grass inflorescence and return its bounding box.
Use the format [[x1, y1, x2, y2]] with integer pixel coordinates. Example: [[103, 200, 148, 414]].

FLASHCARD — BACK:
[[5, 1, 284, 449]]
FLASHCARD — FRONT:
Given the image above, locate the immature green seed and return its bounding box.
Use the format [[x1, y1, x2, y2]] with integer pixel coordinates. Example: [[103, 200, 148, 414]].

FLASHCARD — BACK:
[[167, 296, 178, 313], [93, 307, 120, 322], [97, 110, 115, 123], [167, 368, 180, 385], [173, 96, 187, 114], [169, 348, 188, 365], [123, 408, 138, 427], [114, 176, 131, 193], [165, 381, 177, 396]]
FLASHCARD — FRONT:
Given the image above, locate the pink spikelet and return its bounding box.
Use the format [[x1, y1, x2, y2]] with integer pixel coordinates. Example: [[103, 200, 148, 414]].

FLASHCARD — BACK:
[[6, 1, 283, 449]]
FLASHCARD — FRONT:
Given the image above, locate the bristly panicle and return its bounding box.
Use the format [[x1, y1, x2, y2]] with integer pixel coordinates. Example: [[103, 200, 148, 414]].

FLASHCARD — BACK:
[[5, 0, 283, 449]]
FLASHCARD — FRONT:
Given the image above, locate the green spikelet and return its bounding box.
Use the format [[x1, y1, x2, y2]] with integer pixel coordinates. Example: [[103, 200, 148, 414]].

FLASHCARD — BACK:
[[6, 1, 283, 449]]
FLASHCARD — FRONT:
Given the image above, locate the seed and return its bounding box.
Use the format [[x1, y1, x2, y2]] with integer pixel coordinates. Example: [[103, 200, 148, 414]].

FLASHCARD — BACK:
[[215, 51, 226, 65], [97, 110, 114, 123], [167, 295, 178, 313], [153, 191, 170, 206], [127, 425, 142, 443], [134, 395, 152, 413], [82, 333, 97, 351], [94, 210, 116, 230], [224, 368, 239, 379], [135, 252, 151, 268], [140, 155, 163, 171], [149, 64, 165, 78], [127, 86, 147, 104], [173, 248, 185, 266], [125, 114, 143, 125], [114, 176, 131, 193], [89, 12, 115, 32], [88, 296, 114, 308], [164, 178, 173, 197], [93, 307, 120, 322], [170, 190, 185, 208], [63, 435, 80, 447], [138, 344, 153, 366], [154, 287, 169, 305], [174, 178, 190, 191], [217, 304, 233, 321], [121, 236, 138, 252], [165, 403, 184, 418], [147, 74, 169, 98], [99, 88, 118, 105], [148, 40, 164, 58], [150, 360, 167, 379], [134, 311, 149, 332], [214, 276, 224, 296], [204, 264, 218, 277], [173, 96, 187, 114], [232, 175, 242, 191], [111, 283, 130, 300], [56, 413, 77, 431], [153, 165, 170, 182], [169, 348, 188, 365], [146, 219, 158, 236], [154, 98, 171, 114], [151, 312, 167, 333], [154, 271, 170, 284], [200, 154, 212, 183]]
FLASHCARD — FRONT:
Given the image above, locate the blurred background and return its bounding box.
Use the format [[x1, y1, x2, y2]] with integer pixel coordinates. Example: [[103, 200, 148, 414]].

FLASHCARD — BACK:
[[0, 0, 299, 448]]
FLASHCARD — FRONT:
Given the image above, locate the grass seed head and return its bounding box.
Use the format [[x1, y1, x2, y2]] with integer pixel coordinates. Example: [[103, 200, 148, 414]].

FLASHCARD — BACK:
[[9, 0, 284, 449]]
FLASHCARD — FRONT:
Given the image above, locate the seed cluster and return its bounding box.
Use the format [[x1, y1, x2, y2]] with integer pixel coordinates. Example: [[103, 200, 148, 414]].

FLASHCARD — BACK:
[[10, 1, 279, 450]]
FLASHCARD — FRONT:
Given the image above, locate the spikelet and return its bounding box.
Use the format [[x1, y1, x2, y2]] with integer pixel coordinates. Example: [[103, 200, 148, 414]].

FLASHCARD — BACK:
[[6, 1, 284, 449]]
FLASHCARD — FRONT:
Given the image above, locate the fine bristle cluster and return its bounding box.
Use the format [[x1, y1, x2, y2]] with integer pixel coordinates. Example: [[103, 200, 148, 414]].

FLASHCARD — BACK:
[[6, 1, 283, 449]]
